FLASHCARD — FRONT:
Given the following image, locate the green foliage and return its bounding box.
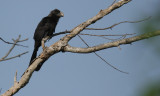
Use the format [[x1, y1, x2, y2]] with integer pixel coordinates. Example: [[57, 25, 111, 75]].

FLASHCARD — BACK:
[[138, 8, 160, 55], [139, 81, 160, 96]]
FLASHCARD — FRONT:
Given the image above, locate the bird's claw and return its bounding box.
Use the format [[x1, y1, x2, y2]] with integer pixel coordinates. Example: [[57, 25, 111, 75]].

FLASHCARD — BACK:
[[42, 46, 48, 51]]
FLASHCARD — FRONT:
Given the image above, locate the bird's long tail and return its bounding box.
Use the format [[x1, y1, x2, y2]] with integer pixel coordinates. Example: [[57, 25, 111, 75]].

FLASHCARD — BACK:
[[29, 45, 44, 71], [29, 46, 43, 71], [29, 47, 38, 65]]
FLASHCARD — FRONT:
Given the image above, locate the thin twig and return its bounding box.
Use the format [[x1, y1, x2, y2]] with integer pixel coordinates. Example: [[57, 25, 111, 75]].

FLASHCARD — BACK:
[[51, 31, 135, 41], [110, 0, 117, 6], [78, 35, 128, 74], [0, 35, 28, 62], [17, 38, 28, 42], [52, 30, 70, 37], [14, 71, 18, 85], [85, 16, 151, 30], [80, 33, 135, 40], [80, 34, 121, 40], [80, 33, 135, 37], [0, 51, 29, 62], [1, 36, 21, 60], [0, 37, 28, 47]]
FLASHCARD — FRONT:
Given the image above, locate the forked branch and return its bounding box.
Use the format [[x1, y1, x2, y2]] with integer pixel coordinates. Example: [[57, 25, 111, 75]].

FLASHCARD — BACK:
[[64, 31, 160, 53], [0, 35, 28, 62]]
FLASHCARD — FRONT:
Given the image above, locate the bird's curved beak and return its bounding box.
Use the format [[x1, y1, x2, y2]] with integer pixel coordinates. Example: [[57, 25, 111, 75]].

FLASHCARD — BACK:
[[60, 12, 64, 17]]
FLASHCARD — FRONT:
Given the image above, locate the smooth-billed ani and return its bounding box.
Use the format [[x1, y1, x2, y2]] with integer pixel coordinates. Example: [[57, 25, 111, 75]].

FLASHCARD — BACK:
[[29, 9, 64, 71]]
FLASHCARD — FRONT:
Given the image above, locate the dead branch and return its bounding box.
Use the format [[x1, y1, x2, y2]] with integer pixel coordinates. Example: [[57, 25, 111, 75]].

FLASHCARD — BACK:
[[78, 35, 128, 74], [52, 30, 70, 37], [80, 33, 135, 37], [65, 30, 160, 53], [51, 31, 135, 41], [61, 0, 132, 43], [0, 35, 28, 62], [79, 33, 135, 41], [85, 16, 151, 30], [80, 33, 135, 40], [110, 0, 117, 6], [0, 37, 28, 47], [0, 51, 29, 62]]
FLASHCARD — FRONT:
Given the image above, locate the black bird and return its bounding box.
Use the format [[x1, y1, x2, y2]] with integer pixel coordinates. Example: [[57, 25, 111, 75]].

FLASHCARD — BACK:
[[29, 9, 64, 71]]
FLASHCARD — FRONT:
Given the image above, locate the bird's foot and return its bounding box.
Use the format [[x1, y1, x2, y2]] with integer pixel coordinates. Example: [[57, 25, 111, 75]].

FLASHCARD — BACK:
[[42, 46, 48, 51]]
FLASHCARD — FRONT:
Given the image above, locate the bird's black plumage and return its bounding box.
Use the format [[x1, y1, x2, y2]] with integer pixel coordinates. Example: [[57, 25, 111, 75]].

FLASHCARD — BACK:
[[29, 9, 64, 71]]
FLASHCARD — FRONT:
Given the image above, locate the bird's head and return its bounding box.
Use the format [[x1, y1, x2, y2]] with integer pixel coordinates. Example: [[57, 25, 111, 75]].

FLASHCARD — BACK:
[[48, 9, 64, 17]]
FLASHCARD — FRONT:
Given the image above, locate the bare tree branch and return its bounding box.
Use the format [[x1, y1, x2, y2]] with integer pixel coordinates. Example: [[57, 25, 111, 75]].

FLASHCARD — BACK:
[[52, 30, 70, 37], [0, 35, 28, 62], [0, 37, 28, 47], [110, 0, 117, 6], [80, 33, 135, 40], [0, 51, 29, 62], [51, 31, 135, 41], [14, 71, 18, 87], [17, 38, 28, 43], [80, 33, 135, 37], [78, 35, 128, 74], [85, 16, 151, 30], [61, 0, 132, 43], [1, 36, 21, 59], [64, 30, 160, 53]]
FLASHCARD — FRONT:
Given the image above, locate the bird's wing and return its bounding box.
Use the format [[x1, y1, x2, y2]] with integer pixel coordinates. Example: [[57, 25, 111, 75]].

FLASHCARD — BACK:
[[33, 17, 51, 41]]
